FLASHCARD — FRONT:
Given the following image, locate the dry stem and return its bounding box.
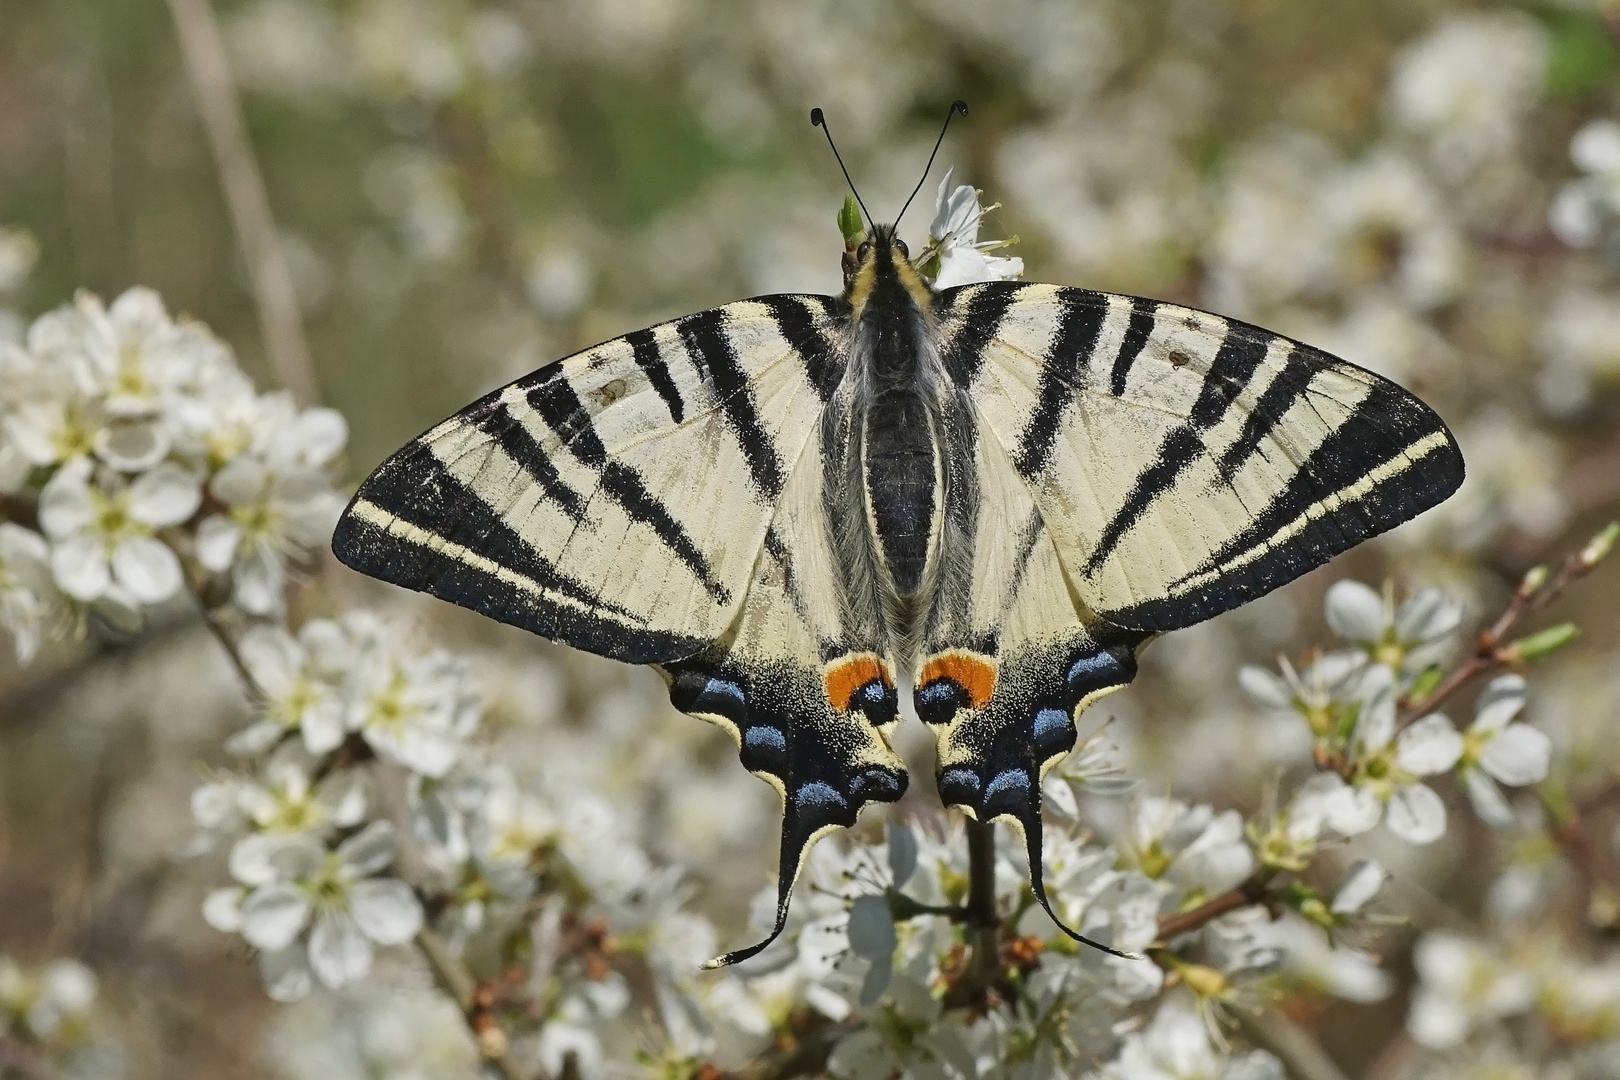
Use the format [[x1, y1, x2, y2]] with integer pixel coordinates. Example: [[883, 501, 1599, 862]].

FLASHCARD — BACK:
[[165, 0, 318, 404]]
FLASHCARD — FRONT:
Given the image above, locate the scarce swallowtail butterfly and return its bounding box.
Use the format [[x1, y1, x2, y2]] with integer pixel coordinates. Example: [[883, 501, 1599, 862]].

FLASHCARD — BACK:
[[332, 101, 1465, 966]]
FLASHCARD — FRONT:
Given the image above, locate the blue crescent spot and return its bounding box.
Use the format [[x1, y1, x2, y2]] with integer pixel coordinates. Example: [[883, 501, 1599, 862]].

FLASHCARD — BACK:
[[1066, 651, 1123, 690], [795, 781, 847, 810], [744, 725, 787, 754], [1033, 708, 1070, 742], [701, 677, 747, 706], [939, 767, 981, 795], [985, 768, 1030, 800]]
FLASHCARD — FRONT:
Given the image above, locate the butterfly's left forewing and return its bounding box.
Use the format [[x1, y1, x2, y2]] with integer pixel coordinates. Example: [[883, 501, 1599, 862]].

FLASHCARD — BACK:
[[333, 296, 846, 664]]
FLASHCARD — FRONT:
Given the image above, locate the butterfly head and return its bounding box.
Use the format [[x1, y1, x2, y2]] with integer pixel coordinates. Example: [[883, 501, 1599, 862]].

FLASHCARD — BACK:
[[846, 224, 932, 318]]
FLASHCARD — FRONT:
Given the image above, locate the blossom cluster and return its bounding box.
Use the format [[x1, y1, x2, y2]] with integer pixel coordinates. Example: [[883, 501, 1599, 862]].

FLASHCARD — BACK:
[[0, 284, 348, 660]]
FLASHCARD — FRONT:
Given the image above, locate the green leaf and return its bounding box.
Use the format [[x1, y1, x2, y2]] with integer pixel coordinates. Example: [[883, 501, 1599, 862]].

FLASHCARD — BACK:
[[838, 195, 865, 246]]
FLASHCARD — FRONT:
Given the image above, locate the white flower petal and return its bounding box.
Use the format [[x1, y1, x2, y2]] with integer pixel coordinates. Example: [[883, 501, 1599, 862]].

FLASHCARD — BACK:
[[127, 463, 201, 526], [1394, 587, 1462, 643], [1325, 580, 1386, 643], [301, 701, 346, 755], [845, 895, 896, 962], [229, 833, 286, 886], [202, 886, 245, 932], [1463, 768, 1516, 828], [348, 878, 424, 945], [238, 626, 300, 694], [308, 910, 373, 988], [1471, 674, 1527, 733], [1331, 859, 1387, 914], [37, 460, 94, 538], [194, 515, 242, 572], [111, 536, 183, 603], [336, 819, 396, 877], [1408, 989, 1469, 1049], [1239, 664, 1293, 709], [1478, 723, 1550, 786], [259, 945, 314, 1003], [50, 536, 110, 601], [1326, 784, 1383, 836], [1386, 783, 1447, 844], [291, 407, 348, 466], [239, 882, 313, 950], [94, 420, 169, 472], [1396, 714, 1463, 775], [224, 720, 284, 757], [1354, 681, 1397, 753], [233, 544, 286, 615], [210, 456, 265, 507], [1042, 773, 1079, 819]]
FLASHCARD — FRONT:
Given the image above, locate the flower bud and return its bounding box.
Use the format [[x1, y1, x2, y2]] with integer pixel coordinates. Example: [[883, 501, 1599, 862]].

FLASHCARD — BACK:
[[838, 196, 865, 247], [1580, 521, 1619, 568], [1504, 622, 1579, 661]]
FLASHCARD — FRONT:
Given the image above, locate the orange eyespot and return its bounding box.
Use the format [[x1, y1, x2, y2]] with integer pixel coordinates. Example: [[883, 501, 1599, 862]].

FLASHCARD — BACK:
[[918, 650, 997, 711], [824, 652, 892, 712]]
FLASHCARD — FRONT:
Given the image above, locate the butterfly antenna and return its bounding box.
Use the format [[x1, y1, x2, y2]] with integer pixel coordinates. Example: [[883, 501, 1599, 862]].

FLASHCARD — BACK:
[[893, 98, 969, 231], [810, 107, 873, 232]]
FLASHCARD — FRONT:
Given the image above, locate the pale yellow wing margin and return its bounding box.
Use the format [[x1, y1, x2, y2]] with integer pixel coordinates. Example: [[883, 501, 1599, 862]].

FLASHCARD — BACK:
[[333, 296, 846, 663], [936, 282, 1465, 634], [660, 416, 907, 967]]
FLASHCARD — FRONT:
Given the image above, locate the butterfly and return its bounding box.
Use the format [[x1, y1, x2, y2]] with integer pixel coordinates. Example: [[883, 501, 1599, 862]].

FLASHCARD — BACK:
[[332, 102, 1464, 966]]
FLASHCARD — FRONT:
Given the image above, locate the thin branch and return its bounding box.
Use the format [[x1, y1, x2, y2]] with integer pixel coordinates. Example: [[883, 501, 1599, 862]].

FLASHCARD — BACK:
[[1155, 872, 1276, 943], [164, 0, 318, 404], [1400, 530, 1612, 723], [417, 926, 538, 1080]]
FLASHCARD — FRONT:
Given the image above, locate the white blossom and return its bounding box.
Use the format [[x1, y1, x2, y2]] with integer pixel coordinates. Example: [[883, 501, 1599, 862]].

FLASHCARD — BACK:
[[38, 458, 200, 606], [232, 821, 423, 998], [1335, 674, 1463, 844], [229, 622, 353, 756], [1407, 932, 1533, 1049], [0, 523, 56, 661], [1118, 796, 1255, 895], [1325, 579, 1461, 681], [1458, 674, 1551, 828], [1091, 996, 1282, 1080], [927, 168, 1024, 289], [346, 633, 480, 778]]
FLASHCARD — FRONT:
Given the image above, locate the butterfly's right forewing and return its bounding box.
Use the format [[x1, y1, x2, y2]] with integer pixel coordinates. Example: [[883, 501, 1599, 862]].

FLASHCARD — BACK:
[[333, 295, 847, 664]]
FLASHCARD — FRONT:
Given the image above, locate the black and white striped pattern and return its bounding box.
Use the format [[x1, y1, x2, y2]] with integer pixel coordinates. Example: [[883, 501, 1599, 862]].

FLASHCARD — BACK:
[[334, 295, 847, 664], [935, 282, 1463, 634]]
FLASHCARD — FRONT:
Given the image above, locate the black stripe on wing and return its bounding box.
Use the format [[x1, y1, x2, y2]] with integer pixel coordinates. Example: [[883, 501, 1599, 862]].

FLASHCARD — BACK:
[[1101, 378, 1464, 632], [528, 369, 731, 604], [678, 309, 786, 500], [626, 328, 686, 423], [1110, 296, 1158, 396], [937, 281, 1021, 386], [1083, 324, 1273, 574], [1013, 289, 1108, 478], [756, 295, 848, 404], [333, 445, 704, 663]]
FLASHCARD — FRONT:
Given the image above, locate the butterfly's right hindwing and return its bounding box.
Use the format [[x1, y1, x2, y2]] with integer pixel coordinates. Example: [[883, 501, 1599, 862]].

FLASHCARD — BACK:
[[333, 295, 847, 664]]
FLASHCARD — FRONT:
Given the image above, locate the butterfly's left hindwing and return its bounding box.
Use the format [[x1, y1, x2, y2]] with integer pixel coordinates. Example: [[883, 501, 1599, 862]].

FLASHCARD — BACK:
[[333, 295, 847, 664]]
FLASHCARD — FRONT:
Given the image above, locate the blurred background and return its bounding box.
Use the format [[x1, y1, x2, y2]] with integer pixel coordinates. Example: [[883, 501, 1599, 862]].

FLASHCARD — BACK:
[[4, 0, 1620, 1076]]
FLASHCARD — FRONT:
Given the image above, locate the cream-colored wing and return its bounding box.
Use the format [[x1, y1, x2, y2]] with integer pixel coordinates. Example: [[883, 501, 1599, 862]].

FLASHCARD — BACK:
[[935, 282, 1464, 633], [662, 410, 906, 966], [334, 296, 846, 663], [914, 404, 1148, 953]]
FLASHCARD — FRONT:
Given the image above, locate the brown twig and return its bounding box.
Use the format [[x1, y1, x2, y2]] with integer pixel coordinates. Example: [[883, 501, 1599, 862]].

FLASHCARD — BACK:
[[164, 0, 319, 404], [1399, 533, 1610, 724], [1156, 872, 1276, 943], [417, 926, 538, 1080]]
